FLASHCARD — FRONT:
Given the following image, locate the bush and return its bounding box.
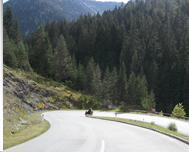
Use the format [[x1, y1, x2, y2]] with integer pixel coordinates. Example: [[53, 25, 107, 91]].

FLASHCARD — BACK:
[[167, 122, 177, 132], [172, 103, 186, 118], [78, 95, 102, 109], [159, 110, 163, 116]]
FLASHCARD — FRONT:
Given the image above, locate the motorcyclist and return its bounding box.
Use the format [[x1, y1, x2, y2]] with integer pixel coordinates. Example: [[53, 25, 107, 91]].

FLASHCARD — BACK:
[[85, 108, 93, 116], [88, 108, 92, 113]]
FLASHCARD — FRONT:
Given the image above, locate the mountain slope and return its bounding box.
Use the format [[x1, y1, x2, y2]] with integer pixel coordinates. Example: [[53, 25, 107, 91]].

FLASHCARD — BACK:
[[3, 0, 123, 35], [3, 65, 82, 130]]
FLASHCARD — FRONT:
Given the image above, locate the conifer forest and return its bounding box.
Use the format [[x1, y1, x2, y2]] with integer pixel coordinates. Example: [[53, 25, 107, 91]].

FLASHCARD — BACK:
[[3, 0, 189, 116]]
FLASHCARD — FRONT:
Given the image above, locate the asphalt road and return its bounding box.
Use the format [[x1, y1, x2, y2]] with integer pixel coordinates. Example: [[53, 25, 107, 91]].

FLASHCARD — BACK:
[[4, 111, 189, 152], [94, 111, 189, 136]]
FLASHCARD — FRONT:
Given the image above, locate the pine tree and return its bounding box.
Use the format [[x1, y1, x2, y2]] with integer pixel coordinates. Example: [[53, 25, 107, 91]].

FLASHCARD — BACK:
[[32, 24, 53, 77], [53, 34, 72, 81], [16, 40, 31, 71], [12, 18, 20, 44], [3, 5, 20, 43], [117, 62, 127, 103], [120, 31, 130, 74], [130, 49, 139, 75], [172, 103, 186, 118], [3, 5, 14, 40], [91, 64, 102, 101], [75, 63, 86, 91], [48, 20, 59, 50], [137, 75, 149, 105], [141, 90, 156, 111], [70, 54, 78, 85], [86, 57, 96, 94], [102, 67, 111, 102], [3, 28, 17, 68], [127, 71, 137, 105], [168, 62, 180, 111], [110, 67, 118, 105]]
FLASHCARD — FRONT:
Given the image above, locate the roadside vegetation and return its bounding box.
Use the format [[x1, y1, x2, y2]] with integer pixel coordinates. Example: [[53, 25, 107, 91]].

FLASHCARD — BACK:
[[167, 122, 178, 132], [92, 116, 189, 142], [4, 0, 189, 117], [3, 111, 50, 150]]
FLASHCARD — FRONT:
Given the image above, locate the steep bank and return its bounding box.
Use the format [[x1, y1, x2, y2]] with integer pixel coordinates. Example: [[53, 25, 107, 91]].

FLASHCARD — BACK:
[[3, 65, 81, 130]]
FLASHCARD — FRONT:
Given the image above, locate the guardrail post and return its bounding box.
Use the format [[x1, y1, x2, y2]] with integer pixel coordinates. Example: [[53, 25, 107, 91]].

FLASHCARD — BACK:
[[41, 113, 44, 122], [115, 112, 117, 120]]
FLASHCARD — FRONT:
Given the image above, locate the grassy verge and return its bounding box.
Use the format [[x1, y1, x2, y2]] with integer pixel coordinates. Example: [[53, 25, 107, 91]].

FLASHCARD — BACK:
[[3, 111, 50, 150], [92, 116, 189, 141]]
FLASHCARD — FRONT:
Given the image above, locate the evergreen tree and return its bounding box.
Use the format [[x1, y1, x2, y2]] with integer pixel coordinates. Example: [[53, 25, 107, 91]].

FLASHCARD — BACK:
[[137, 75, 149, 105], [91, 64, 102, 101], [110, 67, 118, 105], [16, 40, 30, 71], [3, 5, 14, 40], [130, 49, 140, 75], [76, 63, 87, 91], [3, 5, 20, 43], [19, 0, 189, 115], [3, 28, 17, 68], [141, 90, 156, 111], [127, 71, 137, 105], [70, 54, 78, 85], [48, 20, 59, 50], [172, 103, 186, 118], [117, 62, 127, 103], [102, 67, 112, 102], [12, 18, 20, 44], [53, 34, 72, 81], [86, 57, 96, 94], [32, 24, 53, 77], [120, 31, 130, 74]]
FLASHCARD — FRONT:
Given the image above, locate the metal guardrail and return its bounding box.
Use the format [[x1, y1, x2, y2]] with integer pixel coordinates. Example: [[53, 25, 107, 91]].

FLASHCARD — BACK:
[[119, 109, 189, 120]]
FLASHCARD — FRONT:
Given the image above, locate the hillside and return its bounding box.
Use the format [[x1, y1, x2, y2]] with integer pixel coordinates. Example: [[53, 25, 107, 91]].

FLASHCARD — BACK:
[[3, 0, 123, 35], [3, 65, 83, 130], [4, 0, 189, 117]]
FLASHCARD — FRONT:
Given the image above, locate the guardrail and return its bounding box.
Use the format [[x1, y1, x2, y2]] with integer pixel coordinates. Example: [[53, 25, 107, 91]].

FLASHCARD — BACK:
[[116, 109, 189, 120]]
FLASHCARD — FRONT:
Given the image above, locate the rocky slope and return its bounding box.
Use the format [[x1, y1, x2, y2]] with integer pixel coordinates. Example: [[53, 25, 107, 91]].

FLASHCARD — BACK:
[[3, 65, 81, 130]]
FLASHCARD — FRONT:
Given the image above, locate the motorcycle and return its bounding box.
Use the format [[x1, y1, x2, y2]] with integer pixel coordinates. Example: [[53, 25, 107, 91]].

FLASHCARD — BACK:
[[85, 110, 93, 116]]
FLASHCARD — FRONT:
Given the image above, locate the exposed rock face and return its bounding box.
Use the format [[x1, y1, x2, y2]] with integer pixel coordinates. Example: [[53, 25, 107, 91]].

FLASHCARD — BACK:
[[3, 66, 61, 129], [4, 70, 59, 112]]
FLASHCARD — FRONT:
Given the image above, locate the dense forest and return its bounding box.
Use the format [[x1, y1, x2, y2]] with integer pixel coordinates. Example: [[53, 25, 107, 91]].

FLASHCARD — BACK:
[[3, 0, 122, 35], [3, 0, 189, 116]]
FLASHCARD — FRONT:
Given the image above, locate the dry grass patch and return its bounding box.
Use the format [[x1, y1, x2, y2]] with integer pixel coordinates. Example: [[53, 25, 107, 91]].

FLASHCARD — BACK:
[[3, 111, 50, 150]]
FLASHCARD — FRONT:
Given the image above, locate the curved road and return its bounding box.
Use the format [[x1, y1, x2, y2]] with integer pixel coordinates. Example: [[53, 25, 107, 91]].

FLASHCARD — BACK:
[[94, 111, 189, 136], [4, 111, 189, 152]]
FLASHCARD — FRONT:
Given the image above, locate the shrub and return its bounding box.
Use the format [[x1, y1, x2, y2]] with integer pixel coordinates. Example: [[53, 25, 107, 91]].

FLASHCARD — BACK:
[[159, 111, 163, 116], [151, 121, 155, 125], [167, 122, 177, 132], [172, 103, 186, 118]]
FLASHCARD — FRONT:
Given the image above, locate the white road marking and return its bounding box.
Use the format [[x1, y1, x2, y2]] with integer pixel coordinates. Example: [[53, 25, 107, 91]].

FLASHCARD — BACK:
[[100, 140, 105, 152]]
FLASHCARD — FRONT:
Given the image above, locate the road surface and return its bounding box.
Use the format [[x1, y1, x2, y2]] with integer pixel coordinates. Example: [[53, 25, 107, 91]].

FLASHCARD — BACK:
[[4, 111, 189, 152], [94, 111, 189, 136]]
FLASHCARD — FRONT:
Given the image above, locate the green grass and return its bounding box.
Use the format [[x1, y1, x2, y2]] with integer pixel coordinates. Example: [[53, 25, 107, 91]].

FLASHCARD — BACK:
[[3, 111, 50, 150], [92, 116, 189, 141]]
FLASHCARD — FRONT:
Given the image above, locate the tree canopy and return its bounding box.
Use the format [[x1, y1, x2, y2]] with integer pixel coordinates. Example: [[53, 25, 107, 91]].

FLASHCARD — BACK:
[[3, 0, 189, 116]]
